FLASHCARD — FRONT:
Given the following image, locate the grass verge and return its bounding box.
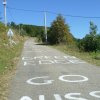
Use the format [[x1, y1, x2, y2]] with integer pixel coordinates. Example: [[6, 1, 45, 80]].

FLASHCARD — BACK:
[[0, 36, 24, 100], [51, 44, 100, 66]]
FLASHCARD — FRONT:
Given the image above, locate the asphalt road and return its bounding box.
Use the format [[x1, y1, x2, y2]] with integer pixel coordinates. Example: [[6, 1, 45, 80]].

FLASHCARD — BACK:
[[8, 38, 100, 100]]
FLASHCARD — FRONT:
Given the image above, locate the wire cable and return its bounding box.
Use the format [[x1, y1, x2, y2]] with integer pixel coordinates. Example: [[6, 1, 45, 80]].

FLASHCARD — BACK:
[[7, 6, 100, 19], [7, 6, 44, 13], [47, 11, 100, 19]]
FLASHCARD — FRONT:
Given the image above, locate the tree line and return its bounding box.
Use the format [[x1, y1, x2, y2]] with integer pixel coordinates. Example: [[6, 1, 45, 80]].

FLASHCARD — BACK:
[[1, 14, 100, 53]]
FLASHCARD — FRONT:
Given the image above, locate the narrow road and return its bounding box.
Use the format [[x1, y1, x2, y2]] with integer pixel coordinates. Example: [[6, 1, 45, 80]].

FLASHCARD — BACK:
[[8, 39, 100, 100]]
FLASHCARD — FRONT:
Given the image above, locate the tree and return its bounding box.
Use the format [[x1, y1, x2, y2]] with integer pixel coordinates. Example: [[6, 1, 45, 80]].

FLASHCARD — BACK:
[[96, 34, 100, 51], [22, 24, 44, 38], [78, 21, 100, 52], [11, 22, 16, 27], [48, 14, 73, 44], [90, 21, 97, 36]]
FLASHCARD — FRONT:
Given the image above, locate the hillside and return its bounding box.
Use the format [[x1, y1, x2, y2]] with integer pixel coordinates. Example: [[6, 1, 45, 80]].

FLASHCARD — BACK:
[[0, 22, 24, 99]]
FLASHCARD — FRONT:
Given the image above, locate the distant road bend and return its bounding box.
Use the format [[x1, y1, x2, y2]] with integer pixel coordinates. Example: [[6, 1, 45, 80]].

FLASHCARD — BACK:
[[8, 38, 100, 100]]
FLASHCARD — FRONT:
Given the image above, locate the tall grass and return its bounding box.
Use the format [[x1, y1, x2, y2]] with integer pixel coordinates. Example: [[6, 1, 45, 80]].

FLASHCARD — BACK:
[[0, 24, 24, 99], [52, 44, 100, 66]]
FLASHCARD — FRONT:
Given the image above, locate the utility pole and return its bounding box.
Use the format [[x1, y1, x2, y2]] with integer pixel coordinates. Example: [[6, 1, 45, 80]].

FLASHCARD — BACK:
[[3, 0, 7, 27], [44, 12, 47, 43]]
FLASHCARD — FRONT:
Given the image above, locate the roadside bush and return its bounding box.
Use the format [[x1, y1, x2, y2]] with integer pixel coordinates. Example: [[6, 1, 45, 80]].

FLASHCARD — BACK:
[[78, 22, 100, 52], [78, 34, 100, 52]]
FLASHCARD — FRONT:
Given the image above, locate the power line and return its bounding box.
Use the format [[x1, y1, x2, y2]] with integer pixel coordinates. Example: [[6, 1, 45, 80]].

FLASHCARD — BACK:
[[7, 6, 100, 19], [7, 6, 44, 13], [47, 11, 100, 19]]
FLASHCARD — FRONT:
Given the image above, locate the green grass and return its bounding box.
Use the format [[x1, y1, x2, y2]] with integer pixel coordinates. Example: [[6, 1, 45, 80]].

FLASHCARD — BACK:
[[51, 44, 100, 66], [0, 30, 24, 74], [0, 30, 24, 99], [0, 42, 24, 74], [0, 43, 24, 100], [0, 42, 24, 99]]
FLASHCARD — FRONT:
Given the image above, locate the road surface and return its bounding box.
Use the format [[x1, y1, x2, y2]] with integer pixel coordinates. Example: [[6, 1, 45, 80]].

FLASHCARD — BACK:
[[8, 38, 100, 100]]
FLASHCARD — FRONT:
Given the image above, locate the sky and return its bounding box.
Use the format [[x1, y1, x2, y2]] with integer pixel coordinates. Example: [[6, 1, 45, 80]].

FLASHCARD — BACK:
[[0, 0, 100, 39]]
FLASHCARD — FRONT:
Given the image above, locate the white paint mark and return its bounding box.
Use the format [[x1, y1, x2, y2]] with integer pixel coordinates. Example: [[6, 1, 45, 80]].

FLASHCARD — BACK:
[[22, 56, 86, 65], [22, 57, 25, 60], [24, 61, 36, 66], [22, 57, 34, 61], [59, 75, 88, 83], [54, 60, 71, 64], [54, 94, 62, 100], [39, 95, 45, 100], [44, 56, 51, 59], [89, 91, 100, 98], [54, 56, 64, 60], [34, 56, 43, 60], [24, 62, 27, 66], [27, 76, 54, 85], [65, 93, 87, 100], [39, 60, 54, 64], [64, 56, 76, 59], [69, 60, 85, 64], [71, 56, 77, 59], [20, 96, 32, 100], [34, 56, 51, 60]]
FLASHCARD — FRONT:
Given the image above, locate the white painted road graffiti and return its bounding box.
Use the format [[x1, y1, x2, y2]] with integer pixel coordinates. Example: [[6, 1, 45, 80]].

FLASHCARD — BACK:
[[59, 75, 88, 83], [22, 56, 86, 65], [27, 75, 88, 85], [20, 91, 100, 100], [27, 76, 54, 85], [8, 40, 100, 100]]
